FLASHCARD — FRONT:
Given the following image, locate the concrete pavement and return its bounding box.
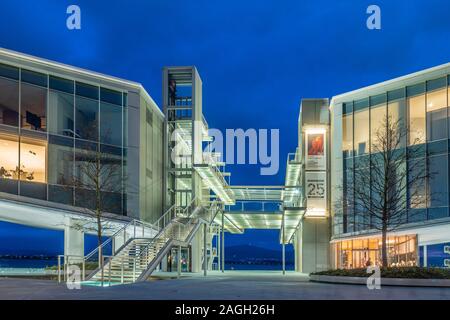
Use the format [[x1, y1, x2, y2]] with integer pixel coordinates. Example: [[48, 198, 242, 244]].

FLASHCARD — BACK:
[[0, 270, 449, 300]]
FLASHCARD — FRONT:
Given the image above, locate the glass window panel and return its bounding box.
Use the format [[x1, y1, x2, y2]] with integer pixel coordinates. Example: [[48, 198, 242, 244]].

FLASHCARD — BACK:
[[0, 77, 19, 127], [343, 102, 353, 115], [354, 98, 369, 112], [100, 102, 122, 146], [48, 184, 73, 206], [21, 69, 47, 87], [428, 207, 449, 220], [75, 188, 96, 210], [354, 109, 369, 156], [448, 86, 450, 138], [75, 96, 99, 141], [388, 88, 405, 102], [427, 88, 447, 141], [371, 93, 387, 107], [408, 158, 427, 209], [123, 105, 128, 147], [407, 83, 425, 97], [48, 135, 74, 186], [49, 76, 74, 94], [76, 82, 98, 100], [427, 77, 447, 92], [408, 94, 426, 145], [100, 147, 123, 192], [21, 83, 47, 131], [428, 154, 448, 208], [388, 98, 406, 148], [74, 139, 98, 189], [19, 138, 47, 183], [19, 180, 47, 200], [427, 140, 447, 156], [101, 191, 122, 214], [409, 209, 426, 223], [100, 87, 122, 105], [48, 90, 74, 137], [342, 114, 353, 158], [370, 102, 386, 151], [0, 135, 19, 194], [0, 63, 19, 80]]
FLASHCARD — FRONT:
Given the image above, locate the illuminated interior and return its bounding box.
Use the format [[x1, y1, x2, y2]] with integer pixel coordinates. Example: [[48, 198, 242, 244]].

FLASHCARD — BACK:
[[0, 135, 46, 183], [332, 235, 417, 269]]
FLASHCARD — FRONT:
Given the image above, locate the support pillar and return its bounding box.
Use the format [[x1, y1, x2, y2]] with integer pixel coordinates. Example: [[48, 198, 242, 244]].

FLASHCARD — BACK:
[[221, 213, 225, 273], [191, 225, 203, 273], [177, 245, 181, 278], [423, 245, 428, 267], [161, 254, 168, 272], [294, 230, 302, 272], [64, 218, 84, 262], [282, 214, 285, 275], [298, 218, 330, 273], [217, 230, 221, 271], [203, 224, 207, 276]]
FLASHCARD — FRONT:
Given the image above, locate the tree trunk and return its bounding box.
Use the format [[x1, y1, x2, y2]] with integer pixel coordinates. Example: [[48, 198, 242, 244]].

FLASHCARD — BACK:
[[381, 226, 388, 267], [97, 210, 103, 281]]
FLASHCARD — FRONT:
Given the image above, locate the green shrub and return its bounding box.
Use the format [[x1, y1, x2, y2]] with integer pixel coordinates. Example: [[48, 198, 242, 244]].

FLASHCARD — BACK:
[[311, 267, 450, 279]]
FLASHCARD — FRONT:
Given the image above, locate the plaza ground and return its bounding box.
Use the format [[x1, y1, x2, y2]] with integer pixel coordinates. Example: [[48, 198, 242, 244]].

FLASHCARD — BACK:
[[0, 270, 449, 300]]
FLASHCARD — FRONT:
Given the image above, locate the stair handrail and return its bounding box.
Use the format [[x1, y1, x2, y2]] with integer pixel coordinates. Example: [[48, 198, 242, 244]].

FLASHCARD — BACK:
[[84, 218, 158, 262], [132, 199, 200, 268], [179, 197, 199, 218]]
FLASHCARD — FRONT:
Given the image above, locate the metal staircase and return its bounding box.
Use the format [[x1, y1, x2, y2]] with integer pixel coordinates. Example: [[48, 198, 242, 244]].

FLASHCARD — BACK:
[[68, 199, 223, 285]]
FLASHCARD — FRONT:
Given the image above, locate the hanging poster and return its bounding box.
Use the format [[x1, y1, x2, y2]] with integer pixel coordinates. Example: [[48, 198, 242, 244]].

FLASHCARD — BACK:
[[305, 131, 326, 170]]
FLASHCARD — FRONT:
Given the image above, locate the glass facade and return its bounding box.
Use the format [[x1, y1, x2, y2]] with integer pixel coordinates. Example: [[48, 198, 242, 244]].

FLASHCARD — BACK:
[[0, 62, 128, 215], [333, 235, 417, 268], [340, 75, 450, 234]]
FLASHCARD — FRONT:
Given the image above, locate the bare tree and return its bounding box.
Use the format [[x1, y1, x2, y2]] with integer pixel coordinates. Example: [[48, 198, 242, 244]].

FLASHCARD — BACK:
[[72, 129, 125, 271], [337, 114, 433, 267]]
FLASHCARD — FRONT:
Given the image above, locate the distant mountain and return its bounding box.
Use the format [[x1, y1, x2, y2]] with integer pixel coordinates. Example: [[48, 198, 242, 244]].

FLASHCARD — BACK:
[[225, 245, 294, 264]]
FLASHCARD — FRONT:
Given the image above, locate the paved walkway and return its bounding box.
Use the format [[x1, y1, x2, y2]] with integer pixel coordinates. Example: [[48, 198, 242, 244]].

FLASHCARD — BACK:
[[1, 271, 450, 300]]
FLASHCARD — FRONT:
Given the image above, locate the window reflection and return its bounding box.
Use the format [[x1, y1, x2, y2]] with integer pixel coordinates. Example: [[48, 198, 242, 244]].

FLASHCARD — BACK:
[[21, 83, 47, 131], [48, 135, 73, 186], [353, 109, 369, 156], [48, 90, 74, 137], [100, 102, 122, 146], [370, 102, 386, 150], [0, 77, 19, 127], [342, 114, 352, 158], [427, 88, 447, 141], [388, 98, 406, 148], [75, 96, 99, 141], [408, 94, 426, 145]]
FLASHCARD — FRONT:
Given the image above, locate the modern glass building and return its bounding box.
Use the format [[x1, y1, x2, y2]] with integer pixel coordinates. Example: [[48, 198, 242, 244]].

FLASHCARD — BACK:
[[0, 48, 164, 259], [329, 63, 450, 269]]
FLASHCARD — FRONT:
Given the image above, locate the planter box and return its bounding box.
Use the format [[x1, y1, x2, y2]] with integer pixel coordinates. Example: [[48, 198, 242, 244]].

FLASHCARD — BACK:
[[309, 274, 450, 287]]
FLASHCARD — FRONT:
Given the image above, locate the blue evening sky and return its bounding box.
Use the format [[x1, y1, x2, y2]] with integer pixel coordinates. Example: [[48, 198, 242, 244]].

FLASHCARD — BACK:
[[0, 0, 450, 255]]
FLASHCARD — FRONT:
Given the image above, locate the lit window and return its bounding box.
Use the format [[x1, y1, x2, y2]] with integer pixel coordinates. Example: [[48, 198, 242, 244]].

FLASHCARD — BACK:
[[19, 139, 47, 183]]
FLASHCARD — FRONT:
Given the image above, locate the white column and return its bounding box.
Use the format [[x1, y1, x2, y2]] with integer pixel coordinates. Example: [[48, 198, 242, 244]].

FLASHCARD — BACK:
[[203, 224, 207, 276], [294, 228, 303, 272], [191, 225, 203, 273], [64, 218, 84, 261], [161, 254, 168, 272], [299, 218, 330, 273], [423, 245, 428, 267]]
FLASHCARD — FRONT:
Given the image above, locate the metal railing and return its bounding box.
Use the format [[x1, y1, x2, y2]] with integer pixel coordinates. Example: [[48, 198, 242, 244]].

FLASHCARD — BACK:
[[58, 198, 223, 285], [57, 218, 158, 284]]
